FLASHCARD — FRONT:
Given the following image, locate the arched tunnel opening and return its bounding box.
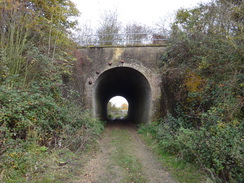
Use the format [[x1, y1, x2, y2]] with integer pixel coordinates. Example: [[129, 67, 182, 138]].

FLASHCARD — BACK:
[[107, 96, 129, 120], [93, 67, 151, 124]]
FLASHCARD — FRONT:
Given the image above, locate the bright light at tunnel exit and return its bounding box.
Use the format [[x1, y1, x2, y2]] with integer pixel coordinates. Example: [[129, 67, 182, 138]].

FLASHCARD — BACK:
[[109, 96, 128, 108]]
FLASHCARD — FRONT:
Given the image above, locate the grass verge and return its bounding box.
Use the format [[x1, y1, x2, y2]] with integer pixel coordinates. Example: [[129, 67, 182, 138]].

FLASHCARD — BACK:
[[1, 141, 99, 183], [138, 131, 212, 183]]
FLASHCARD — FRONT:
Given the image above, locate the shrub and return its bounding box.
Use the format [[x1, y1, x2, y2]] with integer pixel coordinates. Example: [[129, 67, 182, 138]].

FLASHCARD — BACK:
[[0, 81, 104, 181], [139, 114, 244, 182]]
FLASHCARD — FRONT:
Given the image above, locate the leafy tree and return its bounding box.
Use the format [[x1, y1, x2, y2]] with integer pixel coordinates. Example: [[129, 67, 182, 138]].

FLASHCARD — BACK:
[[172, 0, 243, 38], [0, 1, 106, 181], [107, 102, 120, 112], [156, 0, 244, 181], [0, 0, 79, 87], [121, 103, 128, 110]]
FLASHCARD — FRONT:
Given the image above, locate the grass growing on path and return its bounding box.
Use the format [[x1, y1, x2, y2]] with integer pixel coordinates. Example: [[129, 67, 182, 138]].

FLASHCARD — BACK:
[[108, 128, 147, 183]]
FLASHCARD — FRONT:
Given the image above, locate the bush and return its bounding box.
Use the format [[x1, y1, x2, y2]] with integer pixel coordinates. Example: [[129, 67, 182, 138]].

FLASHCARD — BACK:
[[189, 124, 244, 182], [139, 114, 244, 182], [156, 2, 244, 182], [0, 81, 104, 181], [0, 84, 65, 141]]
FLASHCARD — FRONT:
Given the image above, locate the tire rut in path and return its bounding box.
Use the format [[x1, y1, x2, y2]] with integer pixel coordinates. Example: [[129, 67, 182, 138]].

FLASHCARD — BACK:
[[76, 121, 177, 183]]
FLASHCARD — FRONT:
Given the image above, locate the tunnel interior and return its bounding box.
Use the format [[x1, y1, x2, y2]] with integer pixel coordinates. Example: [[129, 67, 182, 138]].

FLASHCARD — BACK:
[[93, 67, 151, 124]]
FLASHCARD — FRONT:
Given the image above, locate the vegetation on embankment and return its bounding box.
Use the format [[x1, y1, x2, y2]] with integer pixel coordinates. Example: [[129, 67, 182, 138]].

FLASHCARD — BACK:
[[141, 1, 243, 182], [0, 78, 104, 182], [0, 1, 104, 182], [138, 124, 209, 183]]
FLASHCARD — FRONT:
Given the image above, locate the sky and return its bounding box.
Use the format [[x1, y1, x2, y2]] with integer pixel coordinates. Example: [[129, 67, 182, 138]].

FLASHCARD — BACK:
[[109, 96, 128, 108], [71, 0, 211, 107], [71, 0, 211, 29]]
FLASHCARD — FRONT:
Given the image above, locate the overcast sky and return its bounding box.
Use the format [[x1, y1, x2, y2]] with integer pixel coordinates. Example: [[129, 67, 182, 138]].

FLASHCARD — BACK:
[[109, 96, 128, 108], [72, 0, 212, 29]]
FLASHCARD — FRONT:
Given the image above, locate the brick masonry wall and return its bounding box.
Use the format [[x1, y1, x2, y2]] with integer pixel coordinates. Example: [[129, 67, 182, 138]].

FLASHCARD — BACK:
[[75, 46, 167, 123]]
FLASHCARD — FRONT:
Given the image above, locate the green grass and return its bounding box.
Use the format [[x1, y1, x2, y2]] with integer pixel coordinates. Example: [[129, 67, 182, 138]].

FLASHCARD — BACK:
[[108, 129, 147, 183], [139, 132, 211, 183], [0, 140, 100, 183]]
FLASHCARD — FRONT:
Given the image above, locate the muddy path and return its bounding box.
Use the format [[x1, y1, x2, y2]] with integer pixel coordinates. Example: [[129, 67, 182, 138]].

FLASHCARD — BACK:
[[75, 121, 177, 183]]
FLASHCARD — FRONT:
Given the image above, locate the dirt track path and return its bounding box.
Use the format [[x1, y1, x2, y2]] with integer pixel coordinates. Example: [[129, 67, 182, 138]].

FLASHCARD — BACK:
[[75, 121, 177, 183]]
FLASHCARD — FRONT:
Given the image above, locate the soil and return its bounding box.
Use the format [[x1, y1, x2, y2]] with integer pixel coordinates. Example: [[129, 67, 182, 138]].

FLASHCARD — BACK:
[[74, 121, 178, 183]]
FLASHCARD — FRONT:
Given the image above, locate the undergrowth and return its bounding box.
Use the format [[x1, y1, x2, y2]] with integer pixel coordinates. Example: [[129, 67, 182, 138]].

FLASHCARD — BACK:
[[0, 80, 104, 182], [138, 114, 243, 183], [0, 1, 104, 182], [151, 1, 244, 182]]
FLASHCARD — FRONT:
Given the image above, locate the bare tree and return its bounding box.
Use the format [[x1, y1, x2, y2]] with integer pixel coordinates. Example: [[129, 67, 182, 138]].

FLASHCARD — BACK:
[[155, 14, 174, 38], [96, 10, 121, 45], [124, 22, 153, 45], [75, 22, 96, 46]]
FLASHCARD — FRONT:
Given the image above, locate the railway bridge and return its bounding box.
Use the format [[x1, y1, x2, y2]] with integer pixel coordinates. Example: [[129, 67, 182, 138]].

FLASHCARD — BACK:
[[74, 45, 168, 123]]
